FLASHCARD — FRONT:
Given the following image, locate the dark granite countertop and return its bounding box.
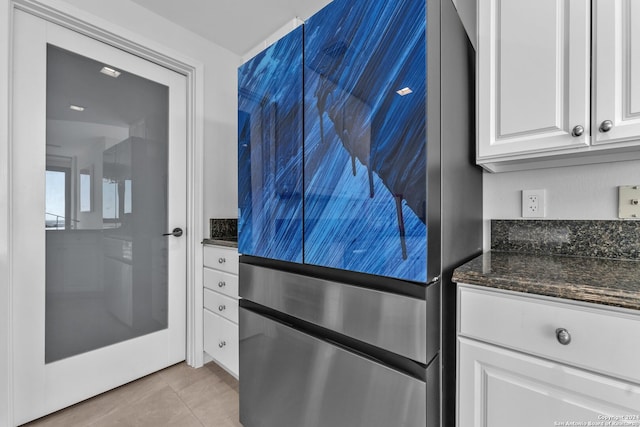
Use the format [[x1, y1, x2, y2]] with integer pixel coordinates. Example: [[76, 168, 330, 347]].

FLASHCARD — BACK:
[[204, 219, 238, 248], [202, 238, 238, 248], [453, 251, 640, 311]]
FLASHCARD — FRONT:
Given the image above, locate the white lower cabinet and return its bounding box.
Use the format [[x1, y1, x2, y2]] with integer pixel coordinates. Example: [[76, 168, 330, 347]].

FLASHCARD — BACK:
[[203, 308, 239, 377], [457, 285, 640, 427], [203, 244, 239, 378], [458, 338, 640, 427]]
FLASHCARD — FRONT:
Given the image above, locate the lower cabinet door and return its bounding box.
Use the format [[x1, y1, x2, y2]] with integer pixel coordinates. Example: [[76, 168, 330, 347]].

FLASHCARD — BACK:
[[203, 309, 238, 377], [458, 337, 640, 427], [239, 307, 428, 427]]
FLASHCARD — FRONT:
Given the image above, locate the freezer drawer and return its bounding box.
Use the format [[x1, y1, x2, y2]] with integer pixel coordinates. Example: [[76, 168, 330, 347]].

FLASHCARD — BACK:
[[240, 263, 436, 364], [240, 307, 429, 427]]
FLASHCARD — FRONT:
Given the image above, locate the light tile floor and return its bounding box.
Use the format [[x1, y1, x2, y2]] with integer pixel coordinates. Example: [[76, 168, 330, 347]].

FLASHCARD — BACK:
[[23, 362, 241, 427]]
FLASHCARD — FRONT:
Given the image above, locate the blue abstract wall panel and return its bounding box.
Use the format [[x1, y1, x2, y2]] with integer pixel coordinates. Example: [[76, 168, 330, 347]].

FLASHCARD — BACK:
[[238, 27, 303, 263], [303, 0, 427, 282]]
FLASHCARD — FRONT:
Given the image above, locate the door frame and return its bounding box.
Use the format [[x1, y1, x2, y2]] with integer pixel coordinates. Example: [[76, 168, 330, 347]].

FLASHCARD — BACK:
[[0, 1, 206, 426]]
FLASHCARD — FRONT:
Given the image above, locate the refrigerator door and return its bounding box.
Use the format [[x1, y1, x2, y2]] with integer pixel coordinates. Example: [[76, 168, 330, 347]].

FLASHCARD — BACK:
[[303, 0, 428, 282], [238, 26, 303, 263], [240, 307, 429, 427]]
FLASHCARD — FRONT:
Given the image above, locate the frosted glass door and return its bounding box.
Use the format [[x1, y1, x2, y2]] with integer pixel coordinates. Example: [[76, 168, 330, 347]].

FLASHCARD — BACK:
[[12, 11, 187, 425], [45, 44, 170, 363]]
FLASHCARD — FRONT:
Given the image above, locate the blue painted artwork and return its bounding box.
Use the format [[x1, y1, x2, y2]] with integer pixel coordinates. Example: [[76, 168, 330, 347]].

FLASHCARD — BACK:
[[238, 27, 303, 263], [303, 0, 427, 282]]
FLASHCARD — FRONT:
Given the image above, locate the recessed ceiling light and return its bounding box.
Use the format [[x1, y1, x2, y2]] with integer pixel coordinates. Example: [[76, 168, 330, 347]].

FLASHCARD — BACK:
[[396, 87, 413, 96], [69, 105, 85, 112], [100, 66, 121, 78]]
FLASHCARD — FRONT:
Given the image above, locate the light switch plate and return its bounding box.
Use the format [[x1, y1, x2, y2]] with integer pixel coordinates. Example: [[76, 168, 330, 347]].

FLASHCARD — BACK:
[[618, 186, 640, 219]]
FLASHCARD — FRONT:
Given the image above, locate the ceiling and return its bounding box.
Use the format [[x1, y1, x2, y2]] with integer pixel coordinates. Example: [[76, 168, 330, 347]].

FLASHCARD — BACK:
[[128, 0, 332, 56]]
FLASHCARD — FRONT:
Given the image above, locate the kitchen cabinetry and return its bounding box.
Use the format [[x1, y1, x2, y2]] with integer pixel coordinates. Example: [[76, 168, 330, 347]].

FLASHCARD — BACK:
[[477, 0, 640, 172], [457, 284, 640, 427], [594, 0, 640, 145], [203, 244, 239, 378], [101, 136, 169, 330]]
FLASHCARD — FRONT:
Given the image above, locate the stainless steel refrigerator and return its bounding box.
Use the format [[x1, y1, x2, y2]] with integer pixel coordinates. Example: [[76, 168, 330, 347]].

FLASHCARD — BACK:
[[237, 0, 481, 425]]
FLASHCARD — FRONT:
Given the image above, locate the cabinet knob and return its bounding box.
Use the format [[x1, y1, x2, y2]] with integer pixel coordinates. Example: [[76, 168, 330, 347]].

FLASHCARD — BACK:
[[571, 125, 584, 137], [218, 281, 226, 288], [219, 341, 226, 348], [218, 305, 226, 312], [218, 257, 226, 264], [555, 328, 572, 345], [599, 120, 613, 133]]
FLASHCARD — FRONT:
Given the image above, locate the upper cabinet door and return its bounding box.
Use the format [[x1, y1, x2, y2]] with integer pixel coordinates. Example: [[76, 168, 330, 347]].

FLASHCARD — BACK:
[[477, 0, 591, 159], [238, 27, 304, 263], [594, 0, 640, 146], [303, 0, 427, 282]]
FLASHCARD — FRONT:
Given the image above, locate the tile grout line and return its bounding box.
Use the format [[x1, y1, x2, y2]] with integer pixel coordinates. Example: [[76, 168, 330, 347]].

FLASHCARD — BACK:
[[169, 384, 207, 427]]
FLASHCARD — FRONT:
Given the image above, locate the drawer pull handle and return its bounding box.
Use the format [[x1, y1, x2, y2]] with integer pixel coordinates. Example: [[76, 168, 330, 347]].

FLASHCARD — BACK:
[[218, 281, 226, 288], [555, 328, 572, 345], [219, 341, 226, 348], [218, 305, 226, 312], [218, 257, 226, 264]]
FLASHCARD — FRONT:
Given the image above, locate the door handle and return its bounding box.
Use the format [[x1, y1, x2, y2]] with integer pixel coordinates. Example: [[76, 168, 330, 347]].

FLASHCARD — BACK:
[[162, 227, 183, 237]]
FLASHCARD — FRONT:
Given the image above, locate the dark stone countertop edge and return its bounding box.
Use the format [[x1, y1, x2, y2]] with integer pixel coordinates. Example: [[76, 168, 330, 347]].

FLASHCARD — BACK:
[[452, 252, 640, 312], [202, 238, 238, 248]]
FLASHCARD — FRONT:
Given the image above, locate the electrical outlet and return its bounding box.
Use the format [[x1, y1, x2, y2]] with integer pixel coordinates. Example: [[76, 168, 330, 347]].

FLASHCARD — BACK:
[[522, 189, 546, 218]]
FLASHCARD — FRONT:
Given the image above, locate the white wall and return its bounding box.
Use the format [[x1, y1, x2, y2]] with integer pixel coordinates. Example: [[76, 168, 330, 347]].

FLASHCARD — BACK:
[[483, 159, 640, 248], [57, 0, 241, 230], [242, 18, 303, 63]]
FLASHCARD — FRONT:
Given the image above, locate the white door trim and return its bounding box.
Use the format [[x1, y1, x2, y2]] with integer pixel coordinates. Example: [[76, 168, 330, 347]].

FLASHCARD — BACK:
[[2, 1, 205, 425], [1, 1, 14, 427]]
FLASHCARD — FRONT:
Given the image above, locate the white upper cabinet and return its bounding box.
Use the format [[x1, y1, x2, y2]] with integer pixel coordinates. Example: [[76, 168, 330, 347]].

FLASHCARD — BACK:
[[478, 0, 640, 172], [478, 0, 590, 158], [594, 0, 640, 146]]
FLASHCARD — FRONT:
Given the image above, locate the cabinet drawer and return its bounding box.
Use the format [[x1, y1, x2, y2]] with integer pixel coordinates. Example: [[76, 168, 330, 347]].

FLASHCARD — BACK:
[[204, 288, 238, 324], [204, 309, 239, 378], [203, 267, 238, 298], [203, 245, 238, 274], [458, 285, 640, 383]]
